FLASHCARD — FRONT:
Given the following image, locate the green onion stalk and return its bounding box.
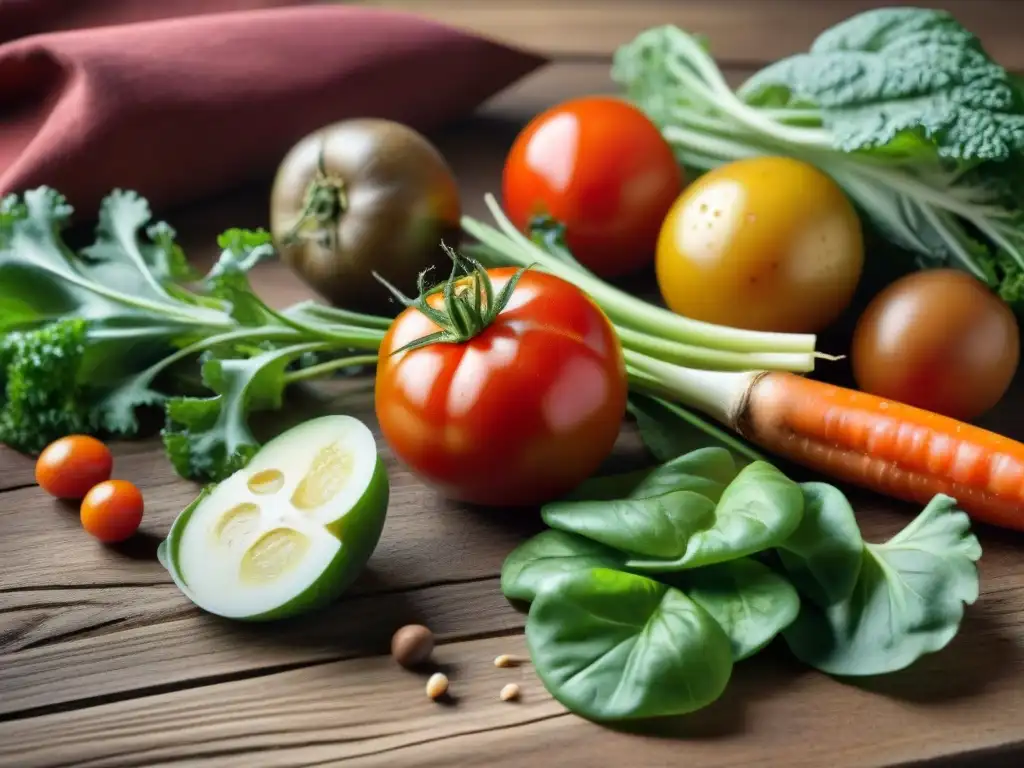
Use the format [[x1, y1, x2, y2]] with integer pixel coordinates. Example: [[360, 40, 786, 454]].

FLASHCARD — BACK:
[[461, 194, 827, 375]]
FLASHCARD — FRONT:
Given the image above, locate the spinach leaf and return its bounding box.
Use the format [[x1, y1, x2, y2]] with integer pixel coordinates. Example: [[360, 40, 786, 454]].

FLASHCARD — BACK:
[[667, 558, 801, 661], [565, 446, 737, 503], [628, 446, 737, 500], [782, 494, 982, 676], [543, 490, 717, 560], [544, 461, 803, 571], [500, 530, 624, 604], [630, 462, 805, 571], [778, 482, 864, 607], [526, 568, 733, 721]]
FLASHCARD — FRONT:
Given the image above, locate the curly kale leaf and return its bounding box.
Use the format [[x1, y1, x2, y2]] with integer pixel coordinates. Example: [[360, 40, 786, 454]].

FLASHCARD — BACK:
[[0, 187, 276, 451], [739, 8, 1024, 162], [161, 343, 319, 482]]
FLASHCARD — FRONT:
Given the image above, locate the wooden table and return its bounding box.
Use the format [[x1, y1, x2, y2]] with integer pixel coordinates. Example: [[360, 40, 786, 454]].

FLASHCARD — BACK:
[[3, 2, 1024, 765]]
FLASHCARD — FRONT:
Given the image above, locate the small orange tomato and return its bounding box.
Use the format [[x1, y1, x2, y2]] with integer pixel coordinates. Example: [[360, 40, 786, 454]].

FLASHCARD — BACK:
[[35, 435, 113, 500], [80, 479, 144, 543]]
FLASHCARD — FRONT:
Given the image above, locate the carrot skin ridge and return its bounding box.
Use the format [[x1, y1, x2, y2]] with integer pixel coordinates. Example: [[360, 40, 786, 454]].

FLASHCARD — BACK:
[[740, 372, 1024, 532]]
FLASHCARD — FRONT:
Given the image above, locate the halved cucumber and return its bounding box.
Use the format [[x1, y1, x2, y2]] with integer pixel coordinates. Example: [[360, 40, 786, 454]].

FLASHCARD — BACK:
[[158, 415, 389, 621]]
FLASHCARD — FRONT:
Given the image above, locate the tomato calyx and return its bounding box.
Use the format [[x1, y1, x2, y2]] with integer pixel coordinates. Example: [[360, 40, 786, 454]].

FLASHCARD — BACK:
[[282, 144, 348, 252], [375, 244, 532, 354], [527, 215, 591, 274]]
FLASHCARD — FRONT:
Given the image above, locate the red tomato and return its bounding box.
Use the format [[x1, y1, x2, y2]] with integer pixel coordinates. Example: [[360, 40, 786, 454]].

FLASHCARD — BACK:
[[502, 96, 682, 279], [80, 479, 144, 543], [375, 267, 628, 507], [35, 435, 113, 500]]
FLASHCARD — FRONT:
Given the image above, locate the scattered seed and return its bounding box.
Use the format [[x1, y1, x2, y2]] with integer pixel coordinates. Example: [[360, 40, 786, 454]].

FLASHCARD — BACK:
[[391, 624, 434, 669], [500, 683, 521, 702], [426, 672, 449, 700], [494, 654, 528, 668]]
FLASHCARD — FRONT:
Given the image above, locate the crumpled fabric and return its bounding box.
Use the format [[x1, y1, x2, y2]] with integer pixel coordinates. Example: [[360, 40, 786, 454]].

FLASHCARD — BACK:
[[0, 1, 546, 214]]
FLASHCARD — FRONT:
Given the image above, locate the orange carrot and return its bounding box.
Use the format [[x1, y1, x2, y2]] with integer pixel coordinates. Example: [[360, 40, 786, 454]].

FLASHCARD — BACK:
[[628, 355, 1024, 531], [739, 372, 1024, 530]]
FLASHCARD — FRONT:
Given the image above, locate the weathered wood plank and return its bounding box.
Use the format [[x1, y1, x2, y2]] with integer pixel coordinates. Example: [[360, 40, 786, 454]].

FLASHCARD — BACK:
[[3, 495, 1022, 721], [355, 0, 1024, 69], [3, 622, 1023, 768], [0, 578, 520, 719], [0, 635, 561, 768]]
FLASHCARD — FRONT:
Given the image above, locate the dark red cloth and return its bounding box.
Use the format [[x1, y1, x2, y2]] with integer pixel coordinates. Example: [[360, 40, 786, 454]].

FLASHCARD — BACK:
[[0, 2, 546, 214]]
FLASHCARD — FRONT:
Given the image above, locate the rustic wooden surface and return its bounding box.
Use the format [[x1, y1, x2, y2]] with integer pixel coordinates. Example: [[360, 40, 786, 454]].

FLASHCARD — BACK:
[[3, 1, 1024, 766]]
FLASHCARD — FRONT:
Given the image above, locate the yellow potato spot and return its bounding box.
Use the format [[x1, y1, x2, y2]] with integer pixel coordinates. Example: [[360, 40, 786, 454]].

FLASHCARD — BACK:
[[240, 527, 310, 584], [247, 468, 285, 495], [214, 502, 261, 549], [291, 442, 354, 510]]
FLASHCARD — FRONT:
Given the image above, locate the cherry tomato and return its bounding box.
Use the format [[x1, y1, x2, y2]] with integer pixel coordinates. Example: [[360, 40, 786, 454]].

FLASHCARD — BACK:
[[375, 267, 628, 506], [655, 156, 864, 333], [502, 96, 682, 279], [80, 479, 144, 543], [851, 269, 1020, 421], [35, 435, 113, 500]]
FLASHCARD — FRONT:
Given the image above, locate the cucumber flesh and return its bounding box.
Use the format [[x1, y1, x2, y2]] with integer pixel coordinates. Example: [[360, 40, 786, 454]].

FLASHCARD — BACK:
[[165, 415, 389, 620]]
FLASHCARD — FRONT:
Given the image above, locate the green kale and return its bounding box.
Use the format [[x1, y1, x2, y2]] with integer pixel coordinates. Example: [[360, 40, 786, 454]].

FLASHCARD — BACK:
[[739, 7, 1024, 162], [611, 8, 1024, 310], [0, 187, 387, 482]]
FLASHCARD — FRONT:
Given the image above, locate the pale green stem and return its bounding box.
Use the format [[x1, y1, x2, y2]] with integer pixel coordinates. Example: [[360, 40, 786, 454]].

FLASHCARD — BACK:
[[283, 354, 379, 385]]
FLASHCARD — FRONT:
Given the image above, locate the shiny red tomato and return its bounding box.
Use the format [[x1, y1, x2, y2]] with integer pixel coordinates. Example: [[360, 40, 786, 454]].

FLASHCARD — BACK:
[[80, 479, 144, 543], [35, 435, 113, 500], [502, 96, 682, 279], [375, 267, 628, 507]]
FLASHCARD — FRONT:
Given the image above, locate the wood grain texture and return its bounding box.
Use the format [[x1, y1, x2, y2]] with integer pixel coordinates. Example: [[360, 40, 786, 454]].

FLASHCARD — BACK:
[[4, 1, 1024, 764], [3, 627, 1023, 768], [353, 0, 1024, 68]]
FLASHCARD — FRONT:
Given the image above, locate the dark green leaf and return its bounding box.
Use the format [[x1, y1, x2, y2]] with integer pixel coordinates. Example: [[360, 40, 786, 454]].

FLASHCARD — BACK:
[[161, 344, 312, 481], [777, 482, 864, 608], [628, 446, 737, 500], [565, 446, 737, 503], [543, 490, 717, 560], [501, 530, 625, 604], [526, 568, 733, 721], [783, 494, 982, 676], [739, 7, 1024, 161], [666, 558, 800, 661]]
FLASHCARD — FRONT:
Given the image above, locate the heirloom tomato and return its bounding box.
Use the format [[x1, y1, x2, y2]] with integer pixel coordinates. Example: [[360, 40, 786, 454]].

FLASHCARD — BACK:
[[655, 156, 864, 333], [502, 96, 682, 279], [375, 263, 628, 507], [851, 269, 1020, 421]]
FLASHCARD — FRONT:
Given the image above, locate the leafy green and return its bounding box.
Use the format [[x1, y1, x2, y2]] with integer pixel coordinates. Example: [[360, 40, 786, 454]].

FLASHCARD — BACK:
[[739, 8, 1024, 161], [564, 445, 737, 502], [543, 460, 803, 572], [0, 186, 388, 479], [611, 8, 1024, 310], [778, 482, 865, 608], [782, 495, 982, 676], [525, 568, 734, 721], [628, 446, 738, 500], [500, 529, 625, 604], [504, 444, 983, 725], [670, 558, 800, 661]]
